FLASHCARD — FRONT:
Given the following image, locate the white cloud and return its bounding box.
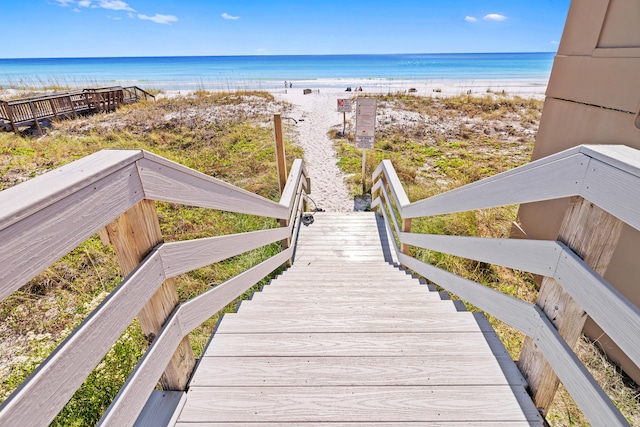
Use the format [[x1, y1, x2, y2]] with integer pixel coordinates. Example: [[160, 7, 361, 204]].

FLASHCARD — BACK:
[[221, 12, 239, 20], [55, 0, 75, 6], [97, 0, 134, 12], [138, 13, 178, 25], [464, 16, 477, 23], [73, 7, 81, 12], [483, 13, 507, 22], [78, 0, 91, 7], [550, 40, 559, 45]]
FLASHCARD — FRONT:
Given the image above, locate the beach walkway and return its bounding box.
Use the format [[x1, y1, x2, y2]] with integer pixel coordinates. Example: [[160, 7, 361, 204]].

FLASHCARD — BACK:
[[172, 212, 543, 426], [0, 86, 153, 135]]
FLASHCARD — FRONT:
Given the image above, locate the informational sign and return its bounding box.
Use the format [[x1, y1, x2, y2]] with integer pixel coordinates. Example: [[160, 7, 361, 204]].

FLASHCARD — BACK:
[[337, 98, 352, 112], [355, 98, 376, 149]]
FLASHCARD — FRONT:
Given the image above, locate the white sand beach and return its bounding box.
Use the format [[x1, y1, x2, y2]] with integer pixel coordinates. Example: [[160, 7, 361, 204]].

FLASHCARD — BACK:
[[272, 81, 546, 212]]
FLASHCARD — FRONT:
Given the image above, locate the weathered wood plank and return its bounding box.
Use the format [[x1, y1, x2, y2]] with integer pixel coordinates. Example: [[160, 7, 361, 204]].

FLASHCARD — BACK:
[[100, 250, 292, 427], [402, 153, 589, 218], [273, 276, 412, 283], [294, 256, 387, 263], [0, 251, 166, 427], [178, 386, 540, 423], [177, 249, 292, 333], [99, 309, 184, 427], [399, 233, 561, 277], [104, 200, 195, 391], [0, 149, 142, 231], [136, 155, 288, 219], [204, 332, 493, 357], [279, 158, 307, 210], [235, 301, 459, 314], [190, 356, 516, 387], [249, 292, 443, 303], [555, 248, 640, 368], [582, 157, 640, 231], [532, 308, 630, 427], [0, 164, 144, 301], [214, 311, 491, 333], [373, 159, 411, 208], [398, 253, 538, 336], [519, 196, 625, 414], [257, 287, 436, 297], [579, 145, 640, 178], [176, 422, 540, 427], [159, 227, 289, 278]]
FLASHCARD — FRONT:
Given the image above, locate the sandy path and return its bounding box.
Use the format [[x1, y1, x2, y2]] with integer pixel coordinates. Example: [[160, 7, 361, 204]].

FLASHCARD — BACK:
[[276, 90, 354, 212]]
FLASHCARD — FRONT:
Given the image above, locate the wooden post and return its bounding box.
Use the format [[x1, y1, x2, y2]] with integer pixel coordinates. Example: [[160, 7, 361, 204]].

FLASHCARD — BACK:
[[362, 149, 367, 194], [273, 114, 291, 253], [518, 196, 624, 414], [5, 102, 18, 133], [401, 218, 412, 256], [68, 96, 77, 117], [28, 102, 43, 136], [49, 99, 59, 119], [343, 111, 346, 135], [274, 113, 287, 194], [103, 199, 196, 390]]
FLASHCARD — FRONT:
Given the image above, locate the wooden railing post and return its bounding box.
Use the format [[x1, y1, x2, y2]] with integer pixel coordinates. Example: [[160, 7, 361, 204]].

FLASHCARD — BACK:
[[274, 113, 291, 253], [518, 196, 624, 414], [102, 199, 196, 390], [5, 102, 18, 133], [274, 113, 287, 194], [401, 218, 412, 255], [28, 102, 43, 136]]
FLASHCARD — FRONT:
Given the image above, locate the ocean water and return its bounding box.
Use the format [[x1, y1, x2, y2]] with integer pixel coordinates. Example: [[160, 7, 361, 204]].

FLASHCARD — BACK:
[[0, 53, 554, 92]]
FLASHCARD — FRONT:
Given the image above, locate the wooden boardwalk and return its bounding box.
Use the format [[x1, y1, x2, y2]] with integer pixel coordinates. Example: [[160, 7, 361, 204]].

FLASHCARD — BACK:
[[174, 212, 543, 425], [0, 86, 153, 135]]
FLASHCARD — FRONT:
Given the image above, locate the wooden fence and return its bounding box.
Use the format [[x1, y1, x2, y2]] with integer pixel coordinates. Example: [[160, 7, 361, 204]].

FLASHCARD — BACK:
[[0, 86, 154, 135], [0, 150, 309, 426], [372, 144, 640, 427]]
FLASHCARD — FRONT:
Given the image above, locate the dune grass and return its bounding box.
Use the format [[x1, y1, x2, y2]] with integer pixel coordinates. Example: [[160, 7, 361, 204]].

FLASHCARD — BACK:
[[0, 90, 301, 425], [330, 93, 639, 426]]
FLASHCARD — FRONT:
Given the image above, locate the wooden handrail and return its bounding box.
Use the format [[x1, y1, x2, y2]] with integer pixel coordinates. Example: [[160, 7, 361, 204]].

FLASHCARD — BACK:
[[371, 144, 640, 427], [0, 149, 309, 426]]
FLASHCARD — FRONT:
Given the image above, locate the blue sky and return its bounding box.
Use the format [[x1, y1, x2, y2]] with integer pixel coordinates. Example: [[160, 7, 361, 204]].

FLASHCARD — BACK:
[[3, 0, 570, 58]]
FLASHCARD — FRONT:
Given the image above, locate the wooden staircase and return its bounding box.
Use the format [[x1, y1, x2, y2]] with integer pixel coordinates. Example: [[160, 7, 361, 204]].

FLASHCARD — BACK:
[[174, 212, 542, 425]]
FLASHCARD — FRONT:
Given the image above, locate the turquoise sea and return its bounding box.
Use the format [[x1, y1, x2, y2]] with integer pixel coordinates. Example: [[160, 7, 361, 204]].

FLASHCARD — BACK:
[[0, 53, 554, 92]]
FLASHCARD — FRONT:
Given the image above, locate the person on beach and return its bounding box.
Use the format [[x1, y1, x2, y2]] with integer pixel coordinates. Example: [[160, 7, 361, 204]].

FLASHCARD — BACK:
[[284, 81, 288, 88]]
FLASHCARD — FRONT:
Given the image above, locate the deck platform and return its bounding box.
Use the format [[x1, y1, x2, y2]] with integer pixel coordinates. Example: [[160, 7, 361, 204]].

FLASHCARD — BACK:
[[172, 212, 542, 425]]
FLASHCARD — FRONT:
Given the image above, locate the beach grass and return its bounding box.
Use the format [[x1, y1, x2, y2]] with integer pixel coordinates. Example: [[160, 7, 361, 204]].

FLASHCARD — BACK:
[[1, 88, 637, 426], [0, 90, 300, 425]]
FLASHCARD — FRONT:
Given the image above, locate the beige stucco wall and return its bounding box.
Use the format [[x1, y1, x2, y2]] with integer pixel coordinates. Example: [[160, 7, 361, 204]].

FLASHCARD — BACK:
[[517, 0, 640, 383]]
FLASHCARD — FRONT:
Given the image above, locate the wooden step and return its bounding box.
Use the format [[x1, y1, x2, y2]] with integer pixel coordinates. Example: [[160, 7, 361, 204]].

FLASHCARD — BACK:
[[235, 300, 460, 314], [214, 311, 491, 334]]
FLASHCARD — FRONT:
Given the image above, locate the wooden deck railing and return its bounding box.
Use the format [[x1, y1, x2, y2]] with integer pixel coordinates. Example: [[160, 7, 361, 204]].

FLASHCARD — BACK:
[[0, 150, 309, 426], [0, 86, 154, 134], [372, 144, 640, 427]]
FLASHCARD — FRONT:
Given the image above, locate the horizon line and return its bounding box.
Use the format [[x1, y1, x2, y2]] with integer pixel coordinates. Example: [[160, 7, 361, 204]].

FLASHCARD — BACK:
[[0, 51, 557, 61]]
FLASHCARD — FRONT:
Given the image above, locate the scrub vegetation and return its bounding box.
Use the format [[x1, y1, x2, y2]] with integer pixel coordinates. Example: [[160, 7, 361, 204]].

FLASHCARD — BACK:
[[1, 90, 637, 426], [0, 91, 301, 425], [331, 93, 639, 426]]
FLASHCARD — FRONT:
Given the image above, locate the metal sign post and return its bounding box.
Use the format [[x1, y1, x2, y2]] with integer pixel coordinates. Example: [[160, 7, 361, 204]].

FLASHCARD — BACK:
[[337, 98, 352, 135], [355, 98, 376, 194]]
